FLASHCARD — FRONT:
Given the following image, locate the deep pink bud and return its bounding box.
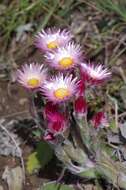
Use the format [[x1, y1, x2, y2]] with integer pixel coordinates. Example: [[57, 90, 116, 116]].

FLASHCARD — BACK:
[[44, 102, 68, 134], [47, 111, 65, 123], [91, 111, 108, 129], [48, 112, 67, 133], [77, 80, 85, 96], [48, 121, 64, 133], [44, 102, 58, 120], [74, 96, 87, 116], [80, 64, 89, 82]]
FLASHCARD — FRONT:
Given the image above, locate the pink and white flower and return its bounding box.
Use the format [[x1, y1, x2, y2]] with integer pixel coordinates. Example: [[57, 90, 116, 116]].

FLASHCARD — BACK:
[[35, 28, 73, 52], [45, 42, 83, 70], [80, 63, 111, 85], [41, 74, 79, 103], [17, 63, 47, 89]]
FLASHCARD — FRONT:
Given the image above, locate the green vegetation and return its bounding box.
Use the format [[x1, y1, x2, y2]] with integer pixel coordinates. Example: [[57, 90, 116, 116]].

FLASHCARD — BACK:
[[1, 0, 126, 64], [92, 0, 126, 22], [0, 0, 77, 46]]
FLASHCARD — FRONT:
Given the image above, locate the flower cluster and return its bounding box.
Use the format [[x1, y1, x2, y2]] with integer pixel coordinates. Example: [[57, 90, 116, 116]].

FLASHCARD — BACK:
[[17, 27, 111, 142]]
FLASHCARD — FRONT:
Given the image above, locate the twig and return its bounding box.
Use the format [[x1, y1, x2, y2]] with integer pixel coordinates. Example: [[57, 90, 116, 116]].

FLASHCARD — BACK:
[[112, 35, 126, 55], [118, 66, 126, 84], [28, 93, 44, 133], [56, 167, 66, 183], [115, 99, 118, 129], [76, 182, 84, 190], [107, 93, 118, 129], [0, 122, 25, 183], [0, 107, 45, 120], [0, 110, 30, 119], [118, 111, 126, 118]]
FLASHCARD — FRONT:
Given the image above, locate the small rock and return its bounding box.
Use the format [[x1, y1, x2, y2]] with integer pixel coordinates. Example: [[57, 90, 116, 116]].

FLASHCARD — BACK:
[[0, 120, 21, 157], [19, 98, 28, 106], [120, 122, 126, 139], [0, 185, 4, 190], [2, 166, 24, 190], [107, 133, 121, 144], [16, 23, 33, 42]]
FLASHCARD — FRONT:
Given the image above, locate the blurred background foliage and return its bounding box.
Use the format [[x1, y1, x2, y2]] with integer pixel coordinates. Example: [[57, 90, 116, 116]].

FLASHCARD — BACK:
[[0, 0, 126, 64]]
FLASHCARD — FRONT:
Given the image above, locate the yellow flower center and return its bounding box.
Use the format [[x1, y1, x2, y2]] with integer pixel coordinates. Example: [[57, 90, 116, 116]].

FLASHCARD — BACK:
[[59, 57, 73, 68], [47, 41, 58, 49], [27, 78, 40, 88], [54, 88, 70, 100]]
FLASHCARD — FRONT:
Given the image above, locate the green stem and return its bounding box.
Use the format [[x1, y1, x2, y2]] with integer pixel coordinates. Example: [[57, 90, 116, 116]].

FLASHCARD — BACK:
[[28, 92, 44, 133]]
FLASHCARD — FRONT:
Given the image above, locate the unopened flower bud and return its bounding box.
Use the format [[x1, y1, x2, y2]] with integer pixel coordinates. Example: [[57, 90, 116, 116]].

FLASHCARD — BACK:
[[74, 96, 87, 117], [91, 111, 109, 129]]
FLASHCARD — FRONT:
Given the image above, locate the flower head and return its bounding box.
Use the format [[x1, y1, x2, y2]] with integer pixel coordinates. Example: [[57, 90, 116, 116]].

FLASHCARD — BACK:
[[41, 74, 79, 103], [91, 111, 109, 129], [45, 42, 83, 70], [35, 28, 72, 52], [17, 63, 47, 89], [80, 63, 111, 85]]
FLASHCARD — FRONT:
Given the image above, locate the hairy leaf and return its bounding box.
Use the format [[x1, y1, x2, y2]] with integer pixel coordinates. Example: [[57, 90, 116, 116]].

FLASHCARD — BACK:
[[42, 183, 75, 190], [26, 141, 53, 174]]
